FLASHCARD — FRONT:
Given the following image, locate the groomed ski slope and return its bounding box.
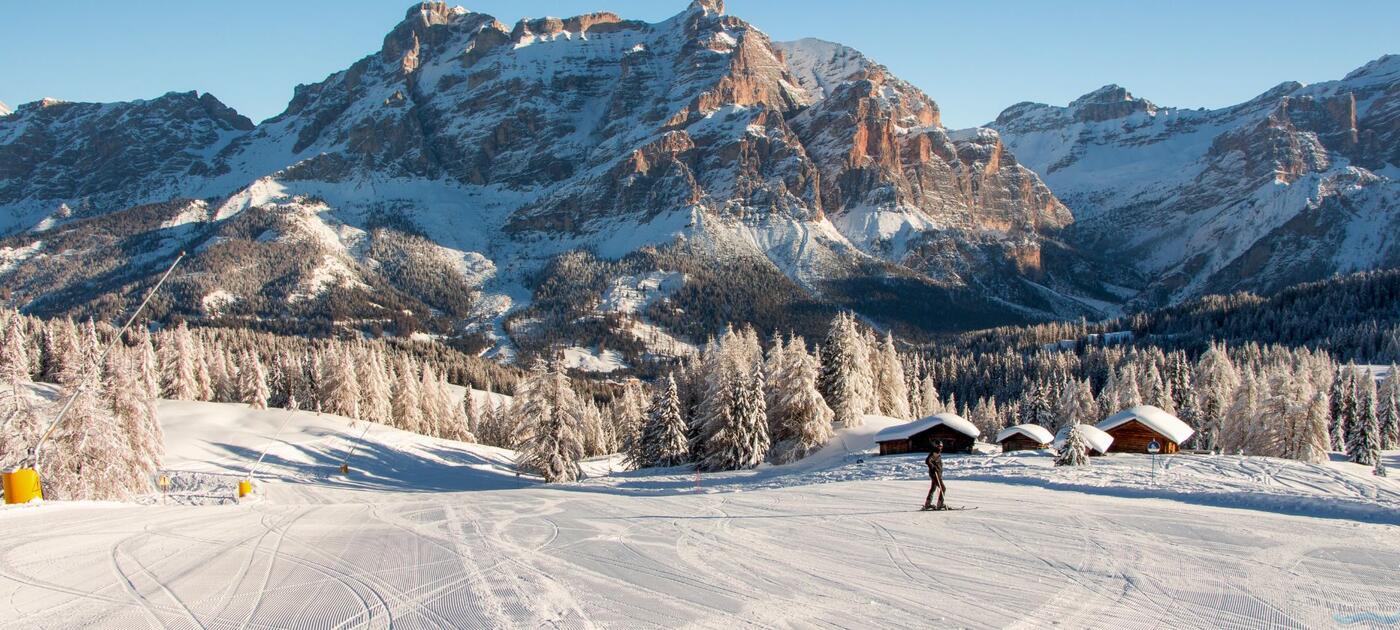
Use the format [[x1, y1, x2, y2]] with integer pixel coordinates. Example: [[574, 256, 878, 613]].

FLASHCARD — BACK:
[[1, 404, 1397, 629]]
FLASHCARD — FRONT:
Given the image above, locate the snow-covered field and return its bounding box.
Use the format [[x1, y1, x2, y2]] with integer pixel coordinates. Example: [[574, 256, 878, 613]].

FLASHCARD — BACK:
[[2, 407, 1398, 628]]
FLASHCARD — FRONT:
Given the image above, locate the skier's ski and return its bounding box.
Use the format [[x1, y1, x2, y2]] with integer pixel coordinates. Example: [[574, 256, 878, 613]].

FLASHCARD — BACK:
[[919, 506, 977, 512]]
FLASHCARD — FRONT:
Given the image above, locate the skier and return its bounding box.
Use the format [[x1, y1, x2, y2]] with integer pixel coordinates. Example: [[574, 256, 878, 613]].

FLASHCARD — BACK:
[[922, 441, 946, 511]]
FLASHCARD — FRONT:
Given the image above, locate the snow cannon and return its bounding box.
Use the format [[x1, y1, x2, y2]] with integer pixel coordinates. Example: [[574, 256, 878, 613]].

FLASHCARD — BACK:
[[238, 479, 253, 499], [2, 468, 43, 504]]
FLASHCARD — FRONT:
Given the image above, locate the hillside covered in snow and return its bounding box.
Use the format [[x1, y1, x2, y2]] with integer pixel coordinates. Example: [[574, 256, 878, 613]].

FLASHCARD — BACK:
[[992, 56, 1400, 306], [0, 0, 1122, 363], [2, 400, 1397, 627]]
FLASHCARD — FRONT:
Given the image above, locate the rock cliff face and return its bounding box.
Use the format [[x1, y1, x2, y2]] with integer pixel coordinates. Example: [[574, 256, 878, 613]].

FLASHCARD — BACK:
[[992, 55, 1400, 304], [0, 2, 1111, 354]]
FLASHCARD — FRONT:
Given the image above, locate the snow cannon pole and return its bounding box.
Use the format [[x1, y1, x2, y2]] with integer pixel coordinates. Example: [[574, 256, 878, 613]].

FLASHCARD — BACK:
[[339, 422, 375, 475], [245, 411, 297, 491], [28, 251, 186, 477]]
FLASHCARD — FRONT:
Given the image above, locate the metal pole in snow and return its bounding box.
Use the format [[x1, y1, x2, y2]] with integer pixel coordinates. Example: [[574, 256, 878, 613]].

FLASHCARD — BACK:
[[339, 422, 375, 473], [247, 411, 297, 482], [30, 252, 186, 472]]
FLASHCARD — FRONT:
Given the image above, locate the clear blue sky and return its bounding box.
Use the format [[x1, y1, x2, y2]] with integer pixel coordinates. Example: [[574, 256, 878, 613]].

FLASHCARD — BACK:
[[3, 1, 1397, 128]]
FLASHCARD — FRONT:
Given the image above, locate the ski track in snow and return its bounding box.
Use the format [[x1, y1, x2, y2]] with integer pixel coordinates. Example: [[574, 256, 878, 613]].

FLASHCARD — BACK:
[[0, 408, 1398, 628]]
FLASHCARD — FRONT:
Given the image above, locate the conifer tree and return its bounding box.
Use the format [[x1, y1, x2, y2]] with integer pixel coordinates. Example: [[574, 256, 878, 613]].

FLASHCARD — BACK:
[[818, 313, 873, 427], [768, 338, 834, 464], [515, 360, 586, 483], [700, 363, 770, 471], [391, 357, 423, 433], [637, 374, 688, 468], [918, 374, 941, 417], [160, 322, 198, 400], [105, 349, 158, 493], [1221, 374, 1263, 455], [2, 309, 31, 414], [1348, 371, 1382, 466], [357, 348, 393, 426], [874, 333, 911, 419], [1195, 343, 1241, 452], [1329, 368, 1353, 451], [1056, 423, 1090, 467], [48, 322, 132, 500], [321, 347, 361, 421], [241, 350, 270, 410], [1378, 366, 1399, 450]]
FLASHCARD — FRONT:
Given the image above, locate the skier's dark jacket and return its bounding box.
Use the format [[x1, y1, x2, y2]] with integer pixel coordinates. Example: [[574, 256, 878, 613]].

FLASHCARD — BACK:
[[925, 451, 943, 478]]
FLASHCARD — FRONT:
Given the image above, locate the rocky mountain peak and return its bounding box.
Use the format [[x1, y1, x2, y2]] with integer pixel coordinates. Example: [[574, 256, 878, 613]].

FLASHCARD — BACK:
[[1068, 84, 1156, 122], [1343, 53, 1400, 84], [689, 0, 726, 16]]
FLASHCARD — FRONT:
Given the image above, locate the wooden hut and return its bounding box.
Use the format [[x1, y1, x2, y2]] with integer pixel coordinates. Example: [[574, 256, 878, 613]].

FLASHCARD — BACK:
[[995, 424, 1055, 452], [875, 413, 980, 455], [1096, 405, 1194, 454]]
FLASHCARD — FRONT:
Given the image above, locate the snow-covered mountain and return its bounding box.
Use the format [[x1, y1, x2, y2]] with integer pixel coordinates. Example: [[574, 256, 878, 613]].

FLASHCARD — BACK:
[[0, 1, 1115, 354], [0, 101, 11, 117], [992, 55, 1400, 305]]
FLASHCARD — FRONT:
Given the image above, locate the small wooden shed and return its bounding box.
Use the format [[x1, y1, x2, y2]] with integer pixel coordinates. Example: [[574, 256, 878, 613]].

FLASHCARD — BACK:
[[1096, 405, 1195, 454], [875, 413, 980, 455], [995, 424, 1055, 452]]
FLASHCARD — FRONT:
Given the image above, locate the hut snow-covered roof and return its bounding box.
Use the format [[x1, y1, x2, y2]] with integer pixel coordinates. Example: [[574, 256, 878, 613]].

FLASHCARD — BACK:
[[1097, 405, 1195, 444], [1054, 424, 1114, 454], [995, 424, 1055, 445], [875, 413, 981, 442]]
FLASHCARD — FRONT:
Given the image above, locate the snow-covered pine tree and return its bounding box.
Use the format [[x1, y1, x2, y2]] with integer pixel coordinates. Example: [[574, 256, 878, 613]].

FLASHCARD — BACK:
[[2, 309, 30, 411], [0, 310, 40, 467], [133, 328, 165, 473], [700, 363, 770, 471], [1144, 364, 1176, 414], [1329, 368, 1352, 452], [160, 322, 198, 401], [514, 360, 586, 483], [818, 313, 874, 428], [762, 333, 792, 437], [611, 380, 645, 463], [1348, 371, 1382, 466], [638, 374, 688, 468], [1194, 342, 1241, 452], [693, 327, 743, 456], [1379, 365, 1400, 450], [239, 350, 270, 410], [418, 364, 449, 437], [578, 400, 605, 457], [391, 357, 423, 434], [918, 374, 941, 417], [874, 333, 911, 420], [193, 337, 214, 402], [1167, 351, 1196, 414], [357, 348, 393, 426], [208, 347, 234, 403], [1221, 374, 1263, 455], [321, 347, 361, 422], [1263, 370, 1328, 462], [462, 386, 480, 439], [48, 321, 133, 501], [768, 337, 834, 464], [1056, 423, 1090, 467], [104, 349, 158, 493]]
